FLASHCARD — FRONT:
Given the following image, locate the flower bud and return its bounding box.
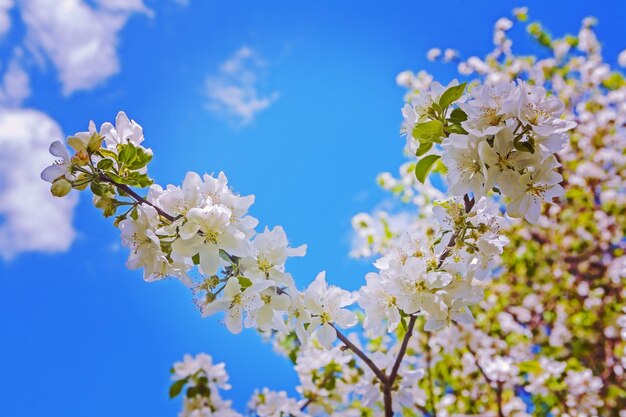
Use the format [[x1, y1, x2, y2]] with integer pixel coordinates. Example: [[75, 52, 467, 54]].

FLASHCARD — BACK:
[[94, 194, 118, 217], [72, 150, 90, 166], [87, 133, 103, 154], [51, 178, 72, 197]]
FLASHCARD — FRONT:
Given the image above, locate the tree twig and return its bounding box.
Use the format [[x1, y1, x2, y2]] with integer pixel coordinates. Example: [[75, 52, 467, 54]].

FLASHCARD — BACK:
[[99, 173, 178, 223], [333, 325, 388, 384]]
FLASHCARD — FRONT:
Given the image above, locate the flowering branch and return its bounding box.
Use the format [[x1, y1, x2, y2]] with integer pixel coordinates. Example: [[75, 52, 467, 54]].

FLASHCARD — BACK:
[[39, 17, 586, 412]]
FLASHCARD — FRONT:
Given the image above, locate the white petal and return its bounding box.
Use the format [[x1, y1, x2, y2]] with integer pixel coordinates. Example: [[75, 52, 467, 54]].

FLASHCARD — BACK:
[[317, 323, 337, 348], [199, 246, 222, 275], [40, 164, 67, 182], [225, 308, 243, 334], [49, 140, 69, 159]]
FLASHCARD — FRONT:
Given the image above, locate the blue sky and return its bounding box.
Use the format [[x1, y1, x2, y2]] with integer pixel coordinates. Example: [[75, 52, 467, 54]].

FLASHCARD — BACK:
[[1, 1, 625, 416]]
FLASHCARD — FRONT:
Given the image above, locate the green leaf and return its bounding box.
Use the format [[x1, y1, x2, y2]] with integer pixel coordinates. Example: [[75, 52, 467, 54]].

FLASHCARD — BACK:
[[518, 360, 542, 374], [127, 148, 153, 170], [116, 172, 153, 188], [136, 174, 153, 188], [415, 141, 433, 157], [192, 253, 200, 265], [118, 143, 137, 165], [113, 214, 126, 228], [414, 155, 441, 183], [432, 159, 448, 175], [602, 72, 626, 90], [513, 135, 535, 153], [439, 82, 467, 109], [186, 386, 198, 398], [90, 181, 107, 197], [430, 102, 443, 115], [527, 22, 552, 47], [237, 276, 252, 289], [537, 33, 551, 47], [219, 249, 233, 263], [412, 120, 443, 143], [446, 123, 468, 135], [98, 149, 118, 160], [322, 376, 337, 391], [195, 383, 210, 396], [449, 107, 468, 123], [87, 133, 103, 154], [169, 379, 187, 399], [97, 158, 114, 170]]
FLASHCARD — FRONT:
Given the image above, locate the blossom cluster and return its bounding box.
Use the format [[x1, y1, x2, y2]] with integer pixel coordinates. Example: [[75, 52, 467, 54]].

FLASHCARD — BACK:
[[351, 8, 626, 416], [40, 113, 363, 353], [170, 353, 241, 417], [402, 78, 575, 223]]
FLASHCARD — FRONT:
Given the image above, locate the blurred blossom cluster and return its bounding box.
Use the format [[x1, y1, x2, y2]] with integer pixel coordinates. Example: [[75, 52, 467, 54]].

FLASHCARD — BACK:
[[353, 7, 626, 416]]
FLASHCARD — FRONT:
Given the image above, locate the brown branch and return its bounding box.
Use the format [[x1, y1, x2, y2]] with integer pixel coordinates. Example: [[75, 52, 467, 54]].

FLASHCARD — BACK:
[[496, 382, 504, 417], [300, 372, 335, 412], [332, 325, 388, 384], [388, 315, 418, 383], [382, 194, 474, 416], [383, 387, 393, 417]]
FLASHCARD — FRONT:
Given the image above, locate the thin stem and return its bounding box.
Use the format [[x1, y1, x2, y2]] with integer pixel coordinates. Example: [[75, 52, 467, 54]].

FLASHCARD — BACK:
[[383, 194, 474, 416], [496, 382, 504, 417], [99, 173, 178, 223], [383, 388, 393, 417], [382, 314, 418, 417], [299, 371, 334, 411], [388, 315, 418, 383], [300, 397, 314, 412], [332, 325, 388, 384], [439, 194, 475, 267]]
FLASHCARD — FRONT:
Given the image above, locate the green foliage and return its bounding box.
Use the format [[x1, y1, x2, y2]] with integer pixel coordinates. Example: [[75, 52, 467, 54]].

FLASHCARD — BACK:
[[97, 158, 114, 170], [414, 155, 440, 183], [169, 378, 187, 399], [237, 276, 252, 289], [448, 107, 468, 123], [412, 120, 444, 144], [438, 82, 466, 109], [527, 22, 552, 47], [602, 72, 626, 90], [513, 134, 535, 153], [415, 141, 433, 157]]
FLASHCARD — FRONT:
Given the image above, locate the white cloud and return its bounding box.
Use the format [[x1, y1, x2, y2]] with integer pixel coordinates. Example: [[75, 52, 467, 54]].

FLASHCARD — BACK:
[[205, 46, 279, 126], [0, 0, 151, 259], [0, 108, 78, 260], [20, 0, 150, 95], [0, 58, 31, 106], [0, 0, 13, 37]]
